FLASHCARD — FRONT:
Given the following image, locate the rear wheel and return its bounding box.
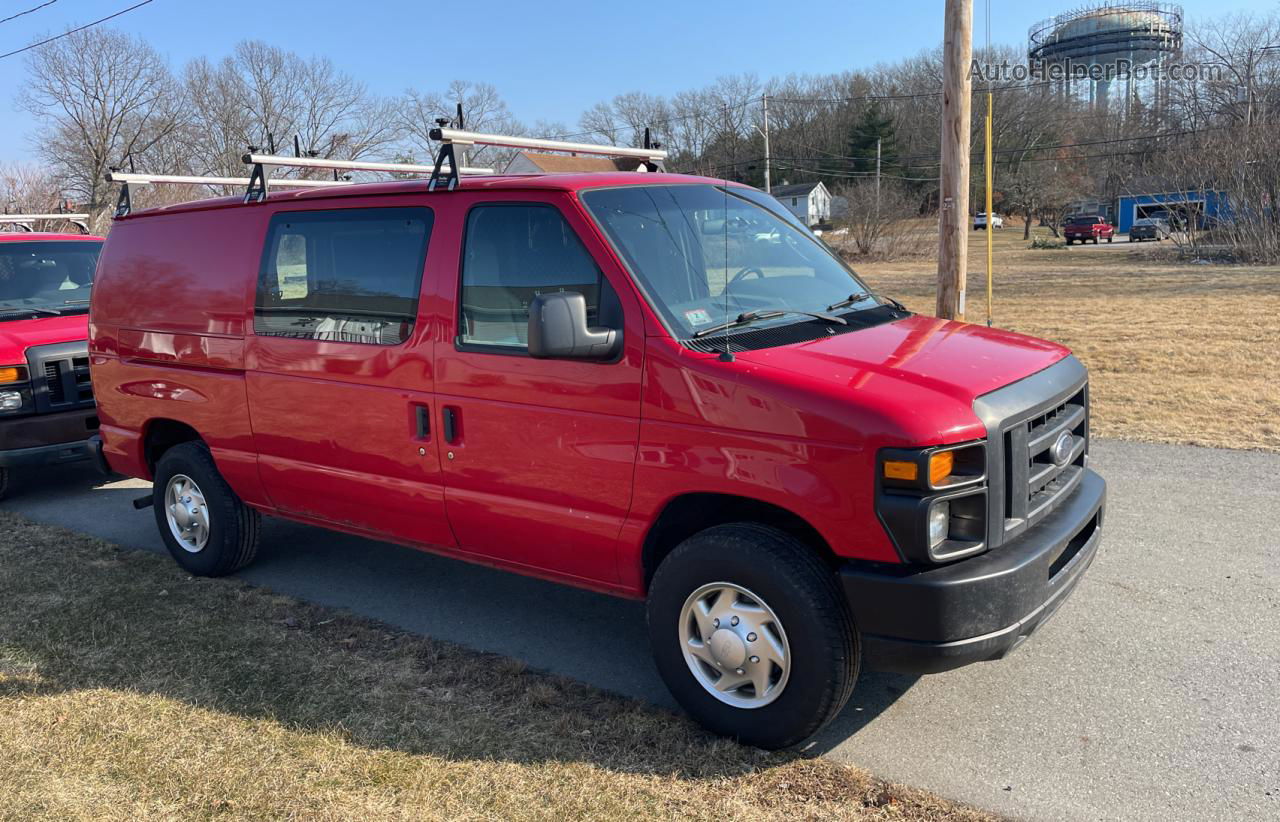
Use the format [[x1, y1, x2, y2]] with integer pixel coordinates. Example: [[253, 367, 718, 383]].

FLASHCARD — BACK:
[[152, 442, 260, 576], [647, 523, 858, 749], [0, 468, 9, 501]]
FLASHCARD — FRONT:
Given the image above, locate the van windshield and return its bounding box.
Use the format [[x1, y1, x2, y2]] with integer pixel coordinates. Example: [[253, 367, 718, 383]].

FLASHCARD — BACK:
[[581, 184, 881, 339], [0, 241, 101, 319]]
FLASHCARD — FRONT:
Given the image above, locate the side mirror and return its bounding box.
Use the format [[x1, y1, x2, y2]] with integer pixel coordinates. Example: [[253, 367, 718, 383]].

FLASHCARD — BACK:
[[527, 291, 621, 360]]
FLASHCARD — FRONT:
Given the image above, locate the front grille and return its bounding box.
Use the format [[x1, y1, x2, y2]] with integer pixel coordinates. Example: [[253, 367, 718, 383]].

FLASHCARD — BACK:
[[27, 343, 95, 413], [972, 356, 1090, 550], [1004, 389, 1087, 528]]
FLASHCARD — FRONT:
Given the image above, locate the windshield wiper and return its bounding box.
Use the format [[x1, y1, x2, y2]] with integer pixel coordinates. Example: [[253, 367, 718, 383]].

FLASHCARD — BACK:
[[0, 306, 62, 317], [826, 292, 875, 311], [693, 308, 847, 338]]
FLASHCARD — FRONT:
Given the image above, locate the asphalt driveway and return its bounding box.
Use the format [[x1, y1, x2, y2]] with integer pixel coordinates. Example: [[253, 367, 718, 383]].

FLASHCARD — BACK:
[[3, 438, 1276, 821]]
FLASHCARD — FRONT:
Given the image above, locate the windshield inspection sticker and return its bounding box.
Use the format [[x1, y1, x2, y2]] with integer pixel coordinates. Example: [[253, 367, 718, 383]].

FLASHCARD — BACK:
[[684, 308, 713, 327]]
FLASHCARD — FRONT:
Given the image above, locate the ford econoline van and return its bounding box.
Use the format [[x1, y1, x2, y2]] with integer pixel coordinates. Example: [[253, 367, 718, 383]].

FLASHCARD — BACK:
[[90, 158, 1104, 748]]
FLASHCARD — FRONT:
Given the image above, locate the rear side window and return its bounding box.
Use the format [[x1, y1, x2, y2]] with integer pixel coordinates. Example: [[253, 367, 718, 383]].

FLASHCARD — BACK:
[[459, 203, 617, 350], [255, 208, 432, 345]]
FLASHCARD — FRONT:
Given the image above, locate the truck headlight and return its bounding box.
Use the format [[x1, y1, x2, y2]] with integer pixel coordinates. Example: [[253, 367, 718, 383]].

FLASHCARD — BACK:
[[0, 390, 23, 412], [928, 501, 951, 548]]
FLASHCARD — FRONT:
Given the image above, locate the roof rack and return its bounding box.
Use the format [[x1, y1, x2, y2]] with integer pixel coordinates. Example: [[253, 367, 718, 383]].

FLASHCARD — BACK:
[[0, 213, 92, 234], [426, 127, 668, 191], [106, 170, 355, 218], [239, 154, 495, 203]]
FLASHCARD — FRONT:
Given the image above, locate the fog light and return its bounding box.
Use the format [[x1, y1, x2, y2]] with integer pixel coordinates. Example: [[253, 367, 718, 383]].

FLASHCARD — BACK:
[[928, 501, 950, 548], [0, 390, 22, 412]]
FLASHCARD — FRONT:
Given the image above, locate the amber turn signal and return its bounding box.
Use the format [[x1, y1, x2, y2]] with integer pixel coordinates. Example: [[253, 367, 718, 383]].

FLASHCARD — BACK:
[[0, 366, 27, 384], [929, 451, 955, 487], [883, 460, 918, 482]]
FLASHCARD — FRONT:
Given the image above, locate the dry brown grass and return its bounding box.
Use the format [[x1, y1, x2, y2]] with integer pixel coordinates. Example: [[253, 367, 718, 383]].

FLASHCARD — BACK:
[[851, 224, 1280, 452], [0, 513, 994, 822]]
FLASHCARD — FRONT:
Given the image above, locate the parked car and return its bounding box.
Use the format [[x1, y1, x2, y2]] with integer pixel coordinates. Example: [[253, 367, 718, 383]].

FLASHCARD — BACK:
[[0, 229, 103, 499], [1063, 215, 1115, 244], [1128, 217, 1169, 242], [973, 212, 1004, 230], [91, 166, 1105, 749]]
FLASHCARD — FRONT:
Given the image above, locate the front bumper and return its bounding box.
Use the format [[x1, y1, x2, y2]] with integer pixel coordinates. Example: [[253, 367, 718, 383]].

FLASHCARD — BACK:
[[0, 408, 99, 468], [841, 468, 1105, 674]]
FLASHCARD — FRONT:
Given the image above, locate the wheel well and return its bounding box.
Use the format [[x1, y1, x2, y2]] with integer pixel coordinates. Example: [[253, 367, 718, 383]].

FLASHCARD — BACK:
[[143, 419, 202, 472], [641, 493, 836, 589]]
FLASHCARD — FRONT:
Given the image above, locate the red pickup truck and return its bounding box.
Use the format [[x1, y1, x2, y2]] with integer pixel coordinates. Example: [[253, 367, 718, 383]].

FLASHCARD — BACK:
[[1064, 214, 1115, 244], [0, 230, 103, 499], [91, 162, 1105, 748]]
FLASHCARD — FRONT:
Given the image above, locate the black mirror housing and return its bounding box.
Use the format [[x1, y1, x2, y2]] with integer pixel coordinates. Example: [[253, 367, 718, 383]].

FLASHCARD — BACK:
[[527, 291, 621, 360]]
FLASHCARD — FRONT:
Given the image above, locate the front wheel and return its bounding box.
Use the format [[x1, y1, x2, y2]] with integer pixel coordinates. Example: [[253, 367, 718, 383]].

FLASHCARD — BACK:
[[647, 523, 858, 749], [153, 442, 261, 576]]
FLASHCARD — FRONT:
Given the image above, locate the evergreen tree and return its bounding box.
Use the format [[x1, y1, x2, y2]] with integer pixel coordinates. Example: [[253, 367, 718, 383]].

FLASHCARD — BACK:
[[846, 103, 899, 177]]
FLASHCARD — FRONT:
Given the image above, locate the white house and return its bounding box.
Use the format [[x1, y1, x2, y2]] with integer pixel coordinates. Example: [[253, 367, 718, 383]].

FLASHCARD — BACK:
[[770, 181, 832, 227]]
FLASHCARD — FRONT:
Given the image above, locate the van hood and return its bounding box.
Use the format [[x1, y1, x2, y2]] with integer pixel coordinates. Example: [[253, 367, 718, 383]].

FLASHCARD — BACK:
[[734, 313, 1071, 443], [0, 314, 90, 365]]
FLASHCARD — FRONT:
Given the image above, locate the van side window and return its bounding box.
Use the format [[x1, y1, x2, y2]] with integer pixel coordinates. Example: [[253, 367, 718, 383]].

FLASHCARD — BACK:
[[459, 204, 618, 350], [255, 207, 432, 346]]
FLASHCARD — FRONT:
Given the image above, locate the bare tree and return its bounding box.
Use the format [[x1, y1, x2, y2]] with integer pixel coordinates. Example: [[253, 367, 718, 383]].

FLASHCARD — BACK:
[[0, 163, 66, 224], [401, 80, 523, 169], [19, 28, 183, 230]]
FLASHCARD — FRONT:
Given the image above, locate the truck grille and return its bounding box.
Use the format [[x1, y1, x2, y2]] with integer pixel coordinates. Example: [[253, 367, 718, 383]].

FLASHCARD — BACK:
[[28, 343, 95, 413], [972, 356, 1090, 550]]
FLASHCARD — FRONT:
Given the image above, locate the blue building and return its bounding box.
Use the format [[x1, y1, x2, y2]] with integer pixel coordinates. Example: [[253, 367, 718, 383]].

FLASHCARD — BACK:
[[1115, 190, 1230, 234]]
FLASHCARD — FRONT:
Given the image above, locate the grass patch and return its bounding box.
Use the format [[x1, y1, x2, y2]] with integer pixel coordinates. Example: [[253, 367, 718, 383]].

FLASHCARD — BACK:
[[854, 225, 1280, 452], [0, 513, 993, 821]]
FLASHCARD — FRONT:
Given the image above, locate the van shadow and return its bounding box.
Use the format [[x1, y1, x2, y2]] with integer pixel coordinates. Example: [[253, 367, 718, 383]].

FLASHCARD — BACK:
[[4, 467, 914, 776]]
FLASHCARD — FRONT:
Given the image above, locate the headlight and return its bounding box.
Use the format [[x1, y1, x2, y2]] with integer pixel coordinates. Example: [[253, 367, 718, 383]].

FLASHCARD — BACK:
[[0, 390, 24, 412], [928, 501, 951, 548]]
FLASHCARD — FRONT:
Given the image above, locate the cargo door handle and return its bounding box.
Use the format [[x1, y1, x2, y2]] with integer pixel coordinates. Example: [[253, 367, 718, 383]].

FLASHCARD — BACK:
[[414, 405, 430, 439], [442, 406, 460, 445]]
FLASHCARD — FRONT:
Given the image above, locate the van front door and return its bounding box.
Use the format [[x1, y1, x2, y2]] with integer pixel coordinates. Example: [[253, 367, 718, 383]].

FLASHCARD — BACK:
[[245, 205, 455, 549], [431, 195, 644, 586]]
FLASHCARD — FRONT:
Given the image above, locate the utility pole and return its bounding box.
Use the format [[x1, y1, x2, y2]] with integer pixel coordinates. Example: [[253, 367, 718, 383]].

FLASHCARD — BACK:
[[761, 96, 772, 193], [937, 0, 973, 320], [875, 137, 882, 211]]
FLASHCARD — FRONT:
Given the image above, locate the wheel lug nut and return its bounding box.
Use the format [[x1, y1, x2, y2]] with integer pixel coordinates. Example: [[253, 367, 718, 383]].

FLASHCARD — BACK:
[[746, 632, 757, 642], [712, 618, 720, 628], [735, 668, 744, 675], [750, 656, 760, 664], [731, 616, 739, 626]]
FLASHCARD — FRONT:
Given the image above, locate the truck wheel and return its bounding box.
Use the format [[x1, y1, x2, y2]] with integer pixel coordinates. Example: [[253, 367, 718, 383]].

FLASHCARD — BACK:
[[1107, 236, 1113, 243], [1093, 236, 1099, 244], [647, 523, 858, 749], [152, 442, 260, 577], [0, 468, 9, 501]]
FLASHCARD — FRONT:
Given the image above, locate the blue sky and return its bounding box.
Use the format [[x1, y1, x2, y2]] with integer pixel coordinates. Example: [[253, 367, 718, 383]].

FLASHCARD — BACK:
[[1, 0, 1274, 161]]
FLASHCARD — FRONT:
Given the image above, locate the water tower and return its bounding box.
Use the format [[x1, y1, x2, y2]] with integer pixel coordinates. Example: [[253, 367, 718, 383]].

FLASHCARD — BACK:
[[1028, 2, 1183, 115]]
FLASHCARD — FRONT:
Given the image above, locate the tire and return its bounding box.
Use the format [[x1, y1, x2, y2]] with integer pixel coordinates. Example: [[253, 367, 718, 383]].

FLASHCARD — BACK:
[[1107, 236, 1113, 243], [647, 523, 858, 749], [1093, 237, 1099, 244], [152, 441, 261, 576], [0, 468, 9, 501]]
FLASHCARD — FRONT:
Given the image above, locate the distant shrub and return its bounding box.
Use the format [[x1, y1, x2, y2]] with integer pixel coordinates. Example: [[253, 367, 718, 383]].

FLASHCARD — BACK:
[[1029, 237, 1066, 250]]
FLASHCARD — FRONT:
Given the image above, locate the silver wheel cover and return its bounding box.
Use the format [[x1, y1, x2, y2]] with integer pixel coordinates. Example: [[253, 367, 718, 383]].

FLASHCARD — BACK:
[[678, 581, 791, 709], [164, 473, 210, 553]]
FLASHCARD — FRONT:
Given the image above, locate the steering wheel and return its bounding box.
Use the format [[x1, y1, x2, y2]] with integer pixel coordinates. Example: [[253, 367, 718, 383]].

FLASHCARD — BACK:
[[728, 266, 766, 285]]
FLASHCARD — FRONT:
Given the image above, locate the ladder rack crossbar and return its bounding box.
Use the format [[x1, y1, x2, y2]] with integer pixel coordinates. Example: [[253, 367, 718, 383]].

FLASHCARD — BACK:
[[429, 127, 668, 162], [0, 213, 91, 222], [106, 172, 350, 188], [240, 154, 494, 176]]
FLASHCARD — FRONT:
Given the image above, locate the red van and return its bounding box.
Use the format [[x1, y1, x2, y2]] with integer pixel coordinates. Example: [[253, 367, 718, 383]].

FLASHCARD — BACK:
[[91, 163, 1104, 748], [1, 229, 104, 499]]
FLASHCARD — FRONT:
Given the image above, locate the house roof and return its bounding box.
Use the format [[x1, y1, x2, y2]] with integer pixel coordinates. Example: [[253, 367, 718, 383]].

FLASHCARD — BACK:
[[506, 151, 647, 174], [771, 182, 824, 198]]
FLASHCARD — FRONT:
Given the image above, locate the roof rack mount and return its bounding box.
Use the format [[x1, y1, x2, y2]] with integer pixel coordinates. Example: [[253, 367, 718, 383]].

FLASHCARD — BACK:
[[427, 127, 668, 191], [0, 213, 92, 234], [239, 153, 495, 203]]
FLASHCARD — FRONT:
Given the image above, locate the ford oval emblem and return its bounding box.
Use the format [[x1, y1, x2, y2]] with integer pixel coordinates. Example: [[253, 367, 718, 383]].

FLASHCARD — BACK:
[[1051, 431, 1074, 466]]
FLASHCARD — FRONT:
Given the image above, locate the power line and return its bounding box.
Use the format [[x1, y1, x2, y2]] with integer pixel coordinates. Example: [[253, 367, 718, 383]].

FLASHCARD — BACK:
[[0, 0, 155, 60], [0, 1, 57, 26]]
